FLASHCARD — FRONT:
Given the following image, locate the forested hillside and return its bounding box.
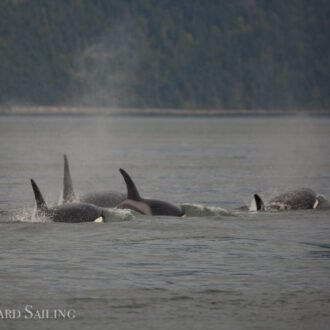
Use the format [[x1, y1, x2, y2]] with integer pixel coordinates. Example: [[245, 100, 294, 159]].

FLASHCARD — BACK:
[[0, 0, 329, 110]]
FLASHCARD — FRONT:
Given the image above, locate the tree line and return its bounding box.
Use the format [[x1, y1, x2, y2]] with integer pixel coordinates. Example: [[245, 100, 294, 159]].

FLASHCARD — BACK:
[[0, 0, 329, 110]]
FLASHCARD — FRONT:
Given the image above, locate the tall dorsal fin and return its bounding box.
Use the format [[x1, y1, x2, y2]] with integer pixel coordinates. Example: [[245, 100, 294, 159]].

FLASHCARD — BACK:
[[30, 179, 48, 213], [63, 154, 76, 203], [119, 168, 142, 201], [254, 194, 265, 211]]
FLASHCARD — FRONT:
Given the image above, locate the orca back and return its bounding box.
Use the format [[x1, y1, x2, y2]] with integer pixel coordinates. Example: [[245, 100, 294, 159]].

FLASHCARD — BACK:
[[269, 188, 317, 209]]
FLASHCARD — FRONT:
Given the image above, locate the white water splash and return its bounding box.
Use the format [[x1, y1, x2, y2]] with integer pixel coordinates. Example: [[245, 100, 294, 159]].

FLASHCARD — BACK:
[[180, 203, 232, 217], [13, 207, 51, 223], [102, 208, 137, 222]]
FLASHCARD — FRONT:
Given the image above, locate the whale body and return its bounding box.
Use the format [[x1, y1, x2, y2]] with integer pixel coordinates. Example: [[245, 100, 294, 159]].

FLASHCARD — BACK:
[[252, 188, 320, 211], [31, 179, 103, 223], [63, 155, 125, 207], [116, 169, 184, 217]]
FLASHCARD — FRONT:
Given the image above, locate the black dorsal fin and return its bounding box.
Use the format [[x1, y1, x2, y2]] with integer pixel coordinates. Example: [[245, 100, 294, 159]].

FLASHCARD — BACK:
[[30, 179, 48, 213], [63, 154, 76, 203], [254, 194, 265, 211], [119, 168, 142, 201]]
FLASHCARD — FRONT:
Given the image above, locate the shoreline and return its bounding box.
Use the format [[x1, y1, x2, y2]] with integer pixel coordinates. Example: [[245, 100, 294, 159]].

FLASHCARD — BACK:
[[0, 106, 329, 117]]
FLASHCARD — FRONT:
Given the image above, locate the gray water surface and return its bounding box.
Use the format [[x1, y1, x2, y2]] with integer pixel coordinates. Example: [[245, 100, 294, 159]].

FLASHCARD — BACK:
[[0, 115, 329, 329]]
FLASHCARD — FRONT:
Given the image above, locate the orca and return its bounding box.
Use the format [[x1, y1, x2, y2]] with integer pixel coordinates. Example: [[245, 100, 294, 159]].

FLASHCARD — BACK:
[[252, 188, 321, 211], [63, 155, 125, 207], [116, 168, 184, 217], [31, 179, 103, 223]]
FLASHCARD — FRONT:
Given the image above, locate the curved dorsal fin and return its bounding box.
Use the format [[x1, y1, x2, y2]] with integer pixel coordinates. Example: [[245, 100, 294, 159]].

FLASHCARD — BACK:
[[30, 179, 48, 213], [119, 168, 142, 201], [254, 194, 265, 211], [63, 154, 76, 203]]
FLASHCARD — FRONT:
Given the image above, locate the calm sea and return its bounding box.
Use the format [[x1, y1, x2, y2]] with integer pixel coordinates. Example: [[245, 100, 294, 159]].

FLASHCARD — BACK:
[[0, 115, 329, 329]]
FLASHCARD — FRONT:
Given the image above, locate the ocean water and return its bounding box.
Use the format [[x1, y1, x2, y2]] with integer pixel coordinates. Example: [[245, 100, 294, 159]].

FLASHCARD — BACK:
[[0, 115, 329, 329]]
